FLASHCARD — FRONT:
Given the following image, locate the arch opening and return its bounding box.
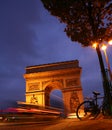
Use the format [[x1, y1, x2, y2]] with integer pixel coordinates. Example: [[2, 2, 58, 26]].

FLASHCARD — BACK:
[[50, 89, 64, 109]]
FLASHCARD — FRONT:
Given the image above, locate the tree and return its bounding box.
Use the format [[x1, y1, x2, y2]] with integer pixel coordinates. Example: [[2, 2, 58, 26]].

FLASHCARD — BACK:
[[41, 0, 112, 46], [41, 0, 112, 114]]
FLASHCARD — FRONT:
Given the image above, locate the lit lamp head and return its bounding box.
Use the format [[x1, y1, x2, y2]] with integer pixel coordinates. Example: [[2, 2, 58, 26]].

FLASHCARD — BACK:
[[101, 44, 107, 51], [92, 42, 98, 49], [108, 40, 112, 45]]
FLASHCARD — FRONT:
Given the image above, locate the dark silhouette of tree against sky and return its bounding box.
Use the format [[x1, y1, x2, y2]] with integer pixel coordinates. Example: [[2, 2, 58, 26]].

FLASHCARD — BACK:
[[41, 0, 112, 115], [41, 0, 112, 46]]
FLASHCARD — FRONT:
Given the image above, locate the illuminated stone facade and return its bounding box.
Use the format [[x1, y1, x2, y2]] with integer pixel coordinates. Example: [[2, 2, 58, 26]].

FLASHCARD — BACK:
[[24, 60, 83, 113]]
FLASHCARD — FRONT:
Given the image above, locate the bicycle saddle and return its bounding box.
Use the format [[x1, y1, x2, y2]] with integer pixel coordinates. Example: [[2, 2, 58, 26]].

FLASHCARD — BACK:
[[93, 91, 100, 95]]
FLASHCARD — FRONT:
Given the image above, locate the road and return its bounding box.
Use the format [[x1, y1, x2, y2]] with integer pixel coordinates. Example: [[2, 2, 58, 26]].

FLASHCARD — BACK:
[[44, 118, 112, 130], [0, 118, 112, 130], [0, 120, 60, 130]]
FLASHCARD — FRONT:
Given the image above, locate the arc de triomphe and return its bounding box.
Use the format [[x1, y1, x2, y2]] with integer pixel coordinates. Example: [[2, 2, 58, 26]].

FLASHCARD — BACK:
[[24, 60, 83, 114]]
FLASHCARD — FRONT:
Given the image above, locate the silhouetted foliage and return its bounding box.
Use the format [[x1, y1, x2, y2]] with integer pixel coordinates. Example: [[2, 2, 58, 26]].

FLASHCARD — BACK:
[[41, 0, 112, 46]]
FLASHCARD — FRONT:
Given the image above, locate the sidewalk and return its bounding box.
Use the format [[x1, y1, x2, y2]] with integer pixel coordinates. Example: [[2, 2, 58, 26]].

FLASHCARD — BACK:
[[44, 118, 112, 130]]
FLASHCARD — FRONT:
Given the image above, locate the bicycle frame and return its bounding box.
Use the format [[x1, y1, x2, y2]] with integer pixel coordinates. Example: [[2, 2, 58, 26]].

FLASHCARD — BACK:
[[85, 92, 102, 106]]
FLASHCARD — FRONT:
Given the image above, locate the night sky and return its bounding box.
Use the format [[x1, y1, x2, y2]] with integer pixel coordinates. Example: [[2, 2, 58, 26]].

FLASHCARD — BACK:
[[0, 0, 112, 108]]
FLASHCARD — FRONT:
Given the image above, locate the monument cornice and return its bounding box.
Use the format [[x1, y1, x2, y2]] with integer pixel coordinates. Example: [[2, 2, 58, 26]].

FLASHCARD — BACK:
[[25, 60, 81, 74], [24, 68, 81, 80]]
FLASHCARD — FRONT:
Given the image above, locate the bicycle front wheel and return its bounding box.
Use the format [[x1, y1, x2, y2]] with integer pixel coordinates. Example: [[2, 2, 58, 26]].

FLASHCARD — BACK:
[[76, 101, 97, 120]]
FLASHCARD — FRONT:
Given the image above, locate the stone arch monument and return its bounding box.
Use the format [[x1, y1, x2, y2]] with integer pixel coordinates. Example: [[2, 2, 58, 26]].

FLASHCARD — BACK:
[[24, 60, 83, 114]]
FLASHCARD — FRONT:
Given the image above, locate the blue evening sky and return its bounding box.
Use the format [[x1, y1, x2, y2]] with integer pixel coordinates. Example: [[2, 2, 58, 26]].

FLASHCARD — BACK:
[[0, 0, 112, 108]]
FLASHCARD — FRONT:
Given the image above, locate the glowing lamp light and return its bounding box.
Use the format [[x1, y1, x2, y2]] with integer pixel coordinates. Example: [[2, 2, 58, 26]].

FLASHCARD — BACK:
[[108, 40, 112, 45], [101, 44, 107, 51], [92, 42, 98, 49]]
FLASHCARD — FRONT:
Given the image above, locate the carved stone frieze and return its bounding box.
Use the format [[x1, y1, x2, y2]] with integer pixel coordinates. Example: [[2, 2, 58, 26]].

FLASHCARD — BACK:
[[42, 79, 63, 86], [27, 82, 40, 91], [66, 78, 79, 87], [70, 91, 80, 113], [30, 94, 38, 104]]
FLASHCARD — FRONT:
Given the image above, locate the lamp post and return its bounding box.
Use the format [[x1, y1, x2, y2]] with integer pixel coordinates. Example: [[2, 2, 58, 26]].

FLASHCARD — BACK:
[[92, 42, 112, 115], [101, 44, 112, 81]]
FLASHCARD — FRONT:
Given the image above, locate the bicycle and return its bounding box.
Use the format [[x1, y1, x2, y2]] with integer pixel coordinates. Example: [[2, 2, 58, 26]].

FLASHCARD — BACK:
[[76, 91, 108, 120]]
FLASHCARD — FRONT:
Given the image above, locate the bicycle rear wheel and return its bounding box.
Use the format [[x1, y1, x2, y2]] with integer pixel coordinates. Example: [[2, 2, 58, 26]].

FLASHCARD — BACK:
[[76, 101, 99, 120]]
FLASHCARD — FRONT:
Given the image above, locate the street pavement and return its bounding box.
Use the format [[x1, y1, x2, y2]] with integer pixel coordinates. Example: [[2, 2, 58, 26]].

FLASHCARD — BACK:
[[44, 118, 112, 130], [0, 117, 112, 130]]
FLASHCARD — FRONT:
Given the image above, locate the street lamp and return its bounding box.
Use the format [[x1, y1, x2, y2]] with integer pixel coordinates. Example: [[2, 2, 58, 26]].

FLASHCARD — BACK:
[[92, 42, 112, 115], [101, 44, 112, 81]]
